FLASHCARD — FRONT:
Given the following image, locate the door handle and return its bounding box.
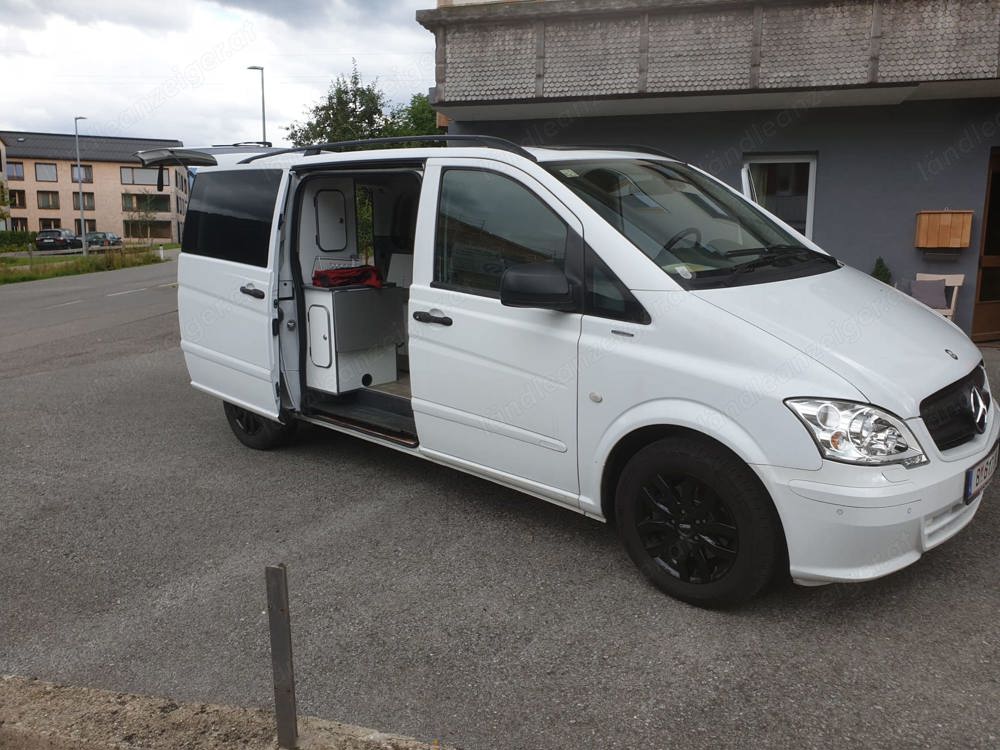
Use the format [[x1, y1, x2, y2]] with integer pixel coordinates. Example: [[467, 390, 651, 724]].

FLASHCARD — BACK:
[[413, 310, 453, 326], [240, 284, 266, 300]]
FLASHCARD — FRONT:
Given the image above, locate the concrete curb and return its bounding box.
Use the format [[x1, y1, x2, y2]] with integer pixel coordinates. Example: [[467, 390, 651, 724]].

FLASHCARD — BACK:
[[0, 676, 451, 750]]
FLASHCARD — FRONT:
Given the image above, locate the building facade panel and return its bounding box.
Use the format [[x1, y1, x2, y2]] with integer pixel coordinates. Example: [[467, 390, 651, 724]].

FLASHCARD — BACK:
[[647, 9, 754, 93], [879, 0, 1000, 83], [419, 0, 1000, 104], [543, 17, 641, 97], [759, 2, 874, 88], [444, 22, 536, 101]]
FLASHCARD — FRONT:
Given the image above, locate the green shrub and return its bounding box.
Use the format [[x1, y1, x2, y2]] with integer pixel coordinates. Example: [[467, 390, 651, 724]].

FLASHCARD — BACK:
[[0, 230, 37, 252], [871, 256, 892, 285]]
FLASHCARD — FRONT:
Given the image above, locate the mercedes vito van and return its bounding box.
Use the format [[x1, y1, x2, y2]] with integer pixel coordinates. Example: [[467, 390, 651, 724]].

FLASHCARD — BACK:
[[138, 137, 997, 607]]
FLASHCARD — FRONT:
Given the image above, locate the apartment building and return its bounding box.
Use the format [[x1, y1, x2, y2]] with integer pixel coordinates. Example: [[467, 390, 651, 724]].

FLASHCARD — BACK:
[[0, 130, 188, 242], [418, 0, 1000, 338]]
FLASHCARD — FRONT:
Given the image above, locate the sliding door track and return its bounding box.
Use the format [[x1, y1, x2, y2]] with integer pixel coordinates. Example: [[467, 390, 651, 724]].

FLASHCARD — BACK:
[[305, 388, 418, 448]]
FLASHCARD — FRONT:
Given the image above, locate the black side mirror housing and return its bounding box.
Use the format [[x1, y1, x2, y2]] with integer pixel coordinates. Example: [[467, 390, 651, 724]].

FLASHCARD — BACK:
[[500, 263, 576, 312]]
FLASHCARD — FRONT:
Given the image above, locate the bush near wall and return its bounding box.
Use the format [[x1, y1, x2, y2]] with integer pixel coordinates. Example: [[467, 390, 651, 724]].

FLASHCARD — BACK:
[[0, 230, 37, 250]]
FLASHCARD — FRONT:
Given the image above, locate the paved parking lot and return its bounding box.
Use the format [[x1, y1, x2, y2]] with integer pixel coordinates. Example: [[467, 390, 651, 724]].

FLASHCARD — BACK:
[[1, 264, 999, 749]]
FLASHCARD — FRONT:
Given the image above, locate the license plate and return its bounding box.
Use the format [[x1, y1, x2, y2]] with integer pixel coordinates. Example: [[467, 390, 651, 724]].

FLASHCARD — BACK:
[[965, 442, 999, 503]]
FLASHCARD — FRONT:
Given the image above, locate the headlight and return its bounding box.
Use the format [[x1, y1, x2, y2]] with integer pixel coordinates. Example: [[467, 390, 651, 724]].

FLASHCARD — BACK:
[[785, 399, 927, 467]]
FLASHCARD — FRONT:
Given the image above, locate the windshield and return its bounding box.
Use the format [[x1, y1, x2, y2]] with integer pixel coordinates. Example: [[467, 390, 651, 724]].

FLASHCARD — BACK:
[[546, 159, 839, 290]]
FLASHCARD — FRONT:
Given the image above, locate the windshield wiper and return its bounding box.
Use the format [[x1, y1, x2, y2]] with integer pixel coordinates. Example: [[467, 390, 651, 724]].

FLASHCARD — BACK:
[[728, 247, 818, 277]]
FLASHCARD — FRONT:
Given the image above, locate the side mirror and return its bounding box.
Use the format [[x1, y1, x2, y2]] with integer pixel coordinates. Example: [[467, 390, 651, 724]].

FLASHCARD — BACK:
[[500, 263, 576, 312]]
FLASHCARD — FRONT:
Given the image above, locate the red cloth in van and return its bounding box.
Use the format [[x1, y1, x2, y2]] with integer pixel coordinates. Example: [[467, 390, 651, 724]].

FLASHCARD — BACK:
[[313, 265, 383, 289]]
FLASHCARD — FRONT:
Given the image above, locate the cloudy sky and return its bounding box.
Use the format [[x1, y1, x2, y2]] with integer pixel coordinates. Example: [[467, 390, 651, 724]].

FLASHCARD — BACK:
[[0, 0, 435, 147]]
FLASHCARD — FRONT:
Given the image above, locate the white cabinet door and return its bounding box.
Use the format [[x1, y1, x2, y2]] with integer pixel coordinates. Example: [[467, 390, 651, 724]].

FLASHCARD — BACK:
[[177, 168, 286, 418], [408, 159, 583, 506]]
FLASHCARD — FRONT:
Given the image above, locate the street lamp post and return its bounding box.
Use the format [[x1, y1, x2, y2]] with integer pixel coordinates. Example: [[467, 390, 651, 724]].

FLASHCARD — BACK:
[[73, 116, 88, 256], [247, 65, 267, 145]]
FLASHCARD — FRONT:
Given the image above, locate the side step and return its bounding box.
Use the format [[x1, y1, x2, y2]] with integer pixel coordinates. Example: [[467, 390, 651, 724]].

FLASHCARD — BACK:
[[306, 388, 418, 447]]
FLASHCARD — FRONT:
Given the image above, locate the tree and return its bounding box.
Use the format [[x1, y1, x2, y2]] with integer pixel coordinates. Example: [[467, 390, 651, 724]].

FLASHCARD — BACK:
[[286, 62, 393, 146], [124, 190, 157, 248], [285, 63, 441, 147], [0, 181, 9, 231], [386, 94, 440, 138], [871, 256, 892, 285]]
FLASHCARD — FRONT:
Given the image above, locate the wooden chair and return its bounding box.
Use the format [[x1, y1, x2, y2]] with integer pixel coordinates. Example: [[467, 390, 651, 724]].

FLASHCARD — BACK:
[[915, 273, 964, 320]]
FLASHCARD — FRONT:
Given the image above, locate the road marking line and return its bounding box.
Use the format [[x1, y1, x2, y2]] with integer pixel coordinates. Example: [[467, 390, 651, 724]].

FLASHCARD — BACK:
[[43, 299, 82, 309], [106, 287, 148, 297]]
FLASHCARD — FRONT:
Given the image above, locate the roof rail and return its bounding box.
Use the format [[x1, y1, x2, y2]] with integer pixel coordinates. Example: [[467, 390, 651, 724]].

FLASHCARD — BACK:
[[212, 140, 273, 148], [538, 144, 681, 161], [237, 134, 537, 164]]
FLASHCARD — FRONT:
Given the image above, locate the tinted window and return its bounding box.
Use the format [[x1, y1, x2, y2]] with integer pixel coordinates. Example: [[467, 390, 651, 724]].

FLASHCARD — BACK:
[[182, 169, 282, 267], [434, 169, 568, 296], [585, 248, 649, 324]]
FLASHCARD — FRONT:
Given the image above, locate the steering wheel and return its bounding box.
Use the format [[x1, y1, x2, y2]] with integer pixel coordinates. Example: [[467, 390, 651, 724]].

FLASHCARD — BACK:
[[661, 227, 702, 253]]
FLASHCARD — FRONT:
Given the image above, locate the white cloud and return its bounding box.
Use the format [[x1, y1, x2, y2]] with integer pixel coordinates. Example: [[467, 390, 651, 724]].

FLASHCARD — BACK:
[[0, 0, 435, 147]]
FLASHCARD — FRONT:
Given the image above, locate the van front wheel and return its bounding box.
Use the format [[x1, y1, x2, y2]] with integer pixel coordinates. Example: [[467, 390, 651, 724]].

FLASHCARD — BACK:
[[223, 402, 297, 450], [615, 436, 780, 608]]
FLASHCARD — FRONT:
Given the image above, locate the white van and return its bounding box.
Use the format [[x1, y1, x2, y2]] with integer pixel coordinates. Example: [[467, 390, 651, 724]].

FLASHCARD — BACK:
[[139, 137, 997, 607]]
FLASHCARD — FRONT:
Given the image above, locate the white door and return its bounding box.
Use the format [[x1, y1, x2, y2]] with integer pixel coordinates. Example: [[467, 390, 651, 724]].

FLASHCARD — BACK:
[[409, 159, 583, 506], [177, 167, 287, 418]]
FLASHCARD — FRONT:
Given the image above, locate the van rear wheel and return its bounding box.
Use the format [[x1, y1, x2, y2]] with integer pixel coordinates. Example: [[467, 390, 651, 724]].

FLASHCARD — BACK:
[[615, 436, 780, 608], [223, 402, 297, 450]]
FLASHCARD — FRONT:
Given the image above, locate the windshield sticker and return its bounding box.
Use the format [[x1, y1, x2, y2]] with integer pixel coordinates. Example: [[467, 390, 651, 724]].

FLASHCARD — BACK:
[[559, 168, 580, 178]]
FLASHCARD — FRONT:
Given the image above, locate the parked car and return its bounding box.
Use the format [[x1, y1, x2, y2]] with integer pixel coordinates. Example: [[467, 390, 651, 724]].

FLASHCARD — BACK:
[[137, 138, 997, 607], [34, 229, 82, 250], [85, 231, 123, 248]]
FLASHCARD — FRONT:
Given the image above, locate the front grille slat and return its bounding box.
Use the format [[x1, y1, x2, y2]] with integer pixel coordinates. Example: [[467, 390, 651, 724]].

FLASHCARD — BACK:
[[920, 365, 989, 452]]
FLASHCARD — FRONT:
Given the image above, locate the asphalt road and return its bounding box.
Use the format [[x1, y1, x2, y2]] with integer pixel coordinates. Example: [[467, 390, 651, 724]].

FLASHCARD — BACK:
[[1, 263, 998, 750]]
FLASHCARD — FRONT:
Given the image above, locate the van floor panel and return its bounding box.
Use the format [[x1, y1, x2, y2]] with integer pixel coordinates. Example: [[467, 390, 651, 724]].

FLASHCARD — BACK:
[[370, 374, 411, 399], [307, 388, 417, 444]]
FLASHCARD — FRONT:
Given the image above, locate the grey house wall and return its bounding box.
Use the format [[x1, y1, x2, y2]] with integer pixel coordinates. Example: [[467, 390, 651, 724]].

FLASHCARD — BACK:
[[451, 98, 1000, 333]]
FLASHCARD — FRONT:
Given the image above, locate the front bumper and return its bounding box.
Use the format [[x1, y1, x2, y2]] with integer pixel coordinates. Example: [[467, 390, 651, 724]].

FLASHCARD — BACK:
[[755, 416, 997, 586]]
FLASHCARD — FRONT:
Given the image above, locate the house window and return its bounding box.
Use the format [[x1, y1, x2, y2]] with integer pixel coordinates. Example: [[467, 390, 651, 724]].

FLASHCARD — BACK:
[[122, 193, 171, 212], [72, 192, 96, 210], [124, 220, 172, 239], [9, 189, 26, 209], [434, 168, 568, 296], [39, 218, 61, 230], [120, 166, 162, 185], [6, 161, 24, 181], [75, 219, 97, 235], [35, 163, 58, 182], [10, 217, 28, 231], [37, 191, 60, 209], [742, 156, 817, 238], [71, 164, 94, 183]]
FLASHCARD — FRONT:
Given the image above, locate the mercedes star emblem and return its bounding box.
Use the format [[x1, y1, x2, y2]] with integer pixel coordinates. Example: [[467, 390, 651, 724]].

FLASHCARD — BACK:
[[970, 387, 988, 434]]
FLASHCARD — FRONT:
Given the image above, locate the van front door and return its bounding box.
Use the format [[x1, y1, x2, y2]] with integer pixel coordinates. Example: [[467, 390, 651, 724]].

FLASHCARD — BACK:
[[409, 159, 583, 507], [178, 168, 286, 418]]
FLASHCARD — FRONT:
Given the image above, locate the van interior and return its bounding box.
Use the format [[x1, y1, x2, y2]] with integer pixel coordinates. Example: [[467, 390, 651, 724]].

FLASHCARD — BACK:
[[291, 167, 422, 446]]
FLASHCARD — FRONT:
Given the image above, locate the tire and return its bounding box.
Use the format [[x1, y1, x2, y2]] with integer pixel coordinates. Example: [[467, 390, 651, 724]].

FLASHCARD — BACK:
[[223, 402, 297, 450], [615, 435, 781, 608]]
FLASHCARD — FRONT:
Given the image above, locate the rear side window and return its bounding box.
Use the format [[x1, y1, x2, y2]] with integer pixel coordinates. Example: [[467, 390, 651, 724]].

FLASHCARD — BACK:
[[182, 169, 282, 267]]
